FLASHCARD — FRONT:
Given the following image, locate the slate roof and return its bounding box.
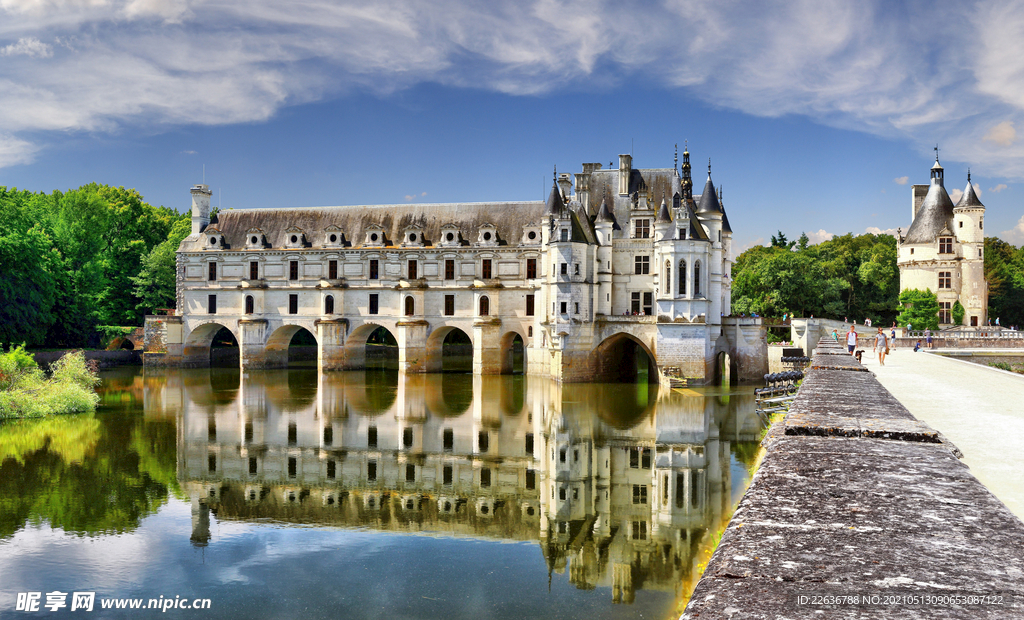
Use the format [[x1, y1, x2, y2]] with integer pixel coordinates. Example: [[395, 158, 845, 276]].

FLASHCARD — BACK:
[[696, 175, 723, 214], [179, 202, 547, 251], [904, 181, 955, 244], [954, 179, 985, 209]]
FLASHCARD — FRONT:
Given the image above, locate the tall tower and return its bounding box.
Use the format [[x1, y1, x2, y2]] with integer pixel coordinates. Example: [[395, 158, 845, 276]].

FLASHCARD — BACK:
[[952, 171, 988, 326], [190, 184, 212, 235]]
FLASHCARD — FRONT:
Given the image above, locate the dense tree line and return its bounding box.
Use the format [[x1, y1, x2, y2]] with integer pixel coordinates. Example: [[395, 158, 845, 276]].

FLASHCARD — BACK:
[[0, 185, 188, 347], [733, 231, 1024, 328]]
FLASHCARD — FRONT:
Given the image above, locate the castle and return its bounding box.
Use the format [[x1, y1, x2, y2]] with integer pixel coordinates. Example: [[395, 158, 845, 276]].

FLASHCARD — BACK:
[[898, 153, 988, 326], [144, 149, 766, 384]]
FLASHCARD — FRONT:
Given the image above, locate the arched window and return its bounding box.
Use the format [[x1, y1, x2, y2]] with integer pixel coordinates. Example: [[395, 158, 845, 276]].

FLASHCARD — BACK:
[[665, 261, 671, 296], [404, 296, 415, 317], [245, 295, 254, 315], [479, 295, 490, 316], [694, 261, 701, 297], [678, 260, 687, 297], [324, 295, 334, 315]]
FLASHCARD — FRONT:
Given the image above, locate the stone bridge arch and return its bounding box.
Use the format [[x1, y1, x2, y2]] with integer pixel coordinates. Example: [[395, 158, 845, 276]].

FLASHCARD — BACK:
[[591, 332, 660, 384], [182, 320, 240, 368]]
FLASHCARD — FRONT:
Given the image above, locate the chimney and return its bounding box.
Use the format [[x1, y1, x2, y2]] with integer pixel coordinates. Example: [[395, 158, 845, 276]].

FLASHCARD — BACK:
[[191, 184, 212, 235], [618, 154, 632, 196], [557, 173, 572, 202], [911, 184, 928, 222]]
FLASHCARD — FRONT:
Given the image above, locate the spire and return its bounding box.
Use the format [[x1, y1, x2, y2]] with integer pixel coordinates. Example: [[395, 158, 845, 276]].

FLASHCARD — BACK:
[[595, 189, 616, 224], [696, 165, 723, 214], [656, 197, 672, 223], [545, 168, 564, 216], [955, 172, 985, 209], [681, 143, 692, 201], [673, 143, 678, 175]]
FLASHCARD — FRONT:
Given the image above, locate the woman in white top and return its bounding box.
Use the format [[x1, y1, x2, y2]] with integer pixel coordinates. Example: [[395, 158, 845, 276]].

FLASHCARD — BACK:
[[874, 327, 888, 366], [846, 326, 858, 355]]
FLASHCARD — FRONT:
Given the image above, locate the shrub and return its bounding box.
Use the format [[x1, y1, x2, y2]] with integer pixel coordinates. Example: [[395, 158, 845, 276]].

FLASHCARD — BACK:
[[0, 347, 99, 418]]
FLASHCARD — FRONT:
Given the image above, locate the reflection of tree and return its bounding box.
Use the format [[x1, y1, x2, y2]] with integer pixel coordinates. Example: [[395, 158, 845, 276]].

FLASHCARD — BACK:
[[0, 413, 177, 538]]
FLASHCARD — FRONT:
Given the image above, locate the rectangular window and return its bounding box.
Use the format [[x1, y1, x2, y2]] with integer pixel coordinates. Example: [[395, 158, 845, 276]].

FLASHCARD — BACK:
[[444, 294, 455, 316], [634, 255, 650, 274], [369, 259, 379, 280], [691, 470, 700, 507], [445, 259, 455, 280], [643, 292, 652, 316], [482, 259, 492, 279], [526, 258, 537, 279], [208, 294, 217, 314], [208, 420, 216, 441], [560, 263, 568, 275], [249, 457, 257, 475], [328, 260, 337, 280], [676, 473, 685, 508], [632, 484, 648, 504], [526, 469, 536, 490], [634, 219, 651, 239], [289, 294, 298, 314], [367, 460, 377, 482], [208, 453, 216, 472], [480, 468, 491, 487], [939, 237, 953, 254], [560, 228, 569, 242], [632, 521, 647, 540], [408, 260, 417, 280], [323, 426, 333, 446], [369, 293, 379, 315], [939, 301, 952, 324], [478, 431, 489, 453], [525, 433, 534, 454], [631, 292, 640, 314], [208, 262, 217, 281], [288, 423, 297, 446], [939, 271, 951, 289], [629, 447, 651, 469], [327, 460, 336, 479], [250, 261, 260, 280], [244, 422, 253, 443], [367, 425, 377, 448], [443, 465, 453, 485], [560, 301, 567, 314], [443, 428, 454, 452], [288, 457, 297, 478], [289, 261, 299, 280], [574, 302, 579, 314], [406, 464, 415, 482], [526, 294, 535, 316], [403, 427, 413, 448]]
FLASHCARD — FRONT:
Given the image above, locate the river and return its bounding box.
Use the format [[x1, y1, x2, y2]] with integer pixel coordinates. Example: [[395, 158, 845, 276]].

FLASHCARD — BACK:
[[0, 367, 763, 619]]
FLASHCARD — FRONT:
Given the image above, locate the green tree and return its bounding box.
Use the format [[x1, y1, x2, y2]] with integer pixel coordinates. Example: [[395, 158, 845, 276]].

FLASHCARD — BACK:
[[896, 288, 939, 331], [985, 237, 1024, 328], [797, 232, 809, 250], [952, 300, 965, 325], [770, 230, 795, 249], [131, 216, 191, 314]]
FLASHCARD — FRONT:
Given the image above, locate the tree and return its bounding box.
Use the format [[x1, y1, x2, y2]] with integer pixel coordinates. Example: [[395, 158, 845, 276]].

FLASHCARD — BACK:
[[132, 216, 191, 315], [797, 232, 809, 250], [896, 288, 939, 331], [985, 237, 1024, 328], [952, 300, 965, 325], [770, 230, 795, 249]]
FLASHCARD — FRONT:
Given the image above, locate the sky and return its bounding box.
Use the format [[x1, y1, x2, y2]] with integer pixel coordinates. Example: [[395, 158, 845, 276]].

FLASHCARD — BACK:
[[1, 0, 1024, 251]]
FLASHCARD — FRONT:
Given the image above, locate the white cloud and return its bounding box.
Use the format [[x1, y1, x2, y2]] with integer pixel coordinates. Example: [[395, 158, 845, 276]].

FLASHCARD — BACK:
[[181, 149, 196, 154], [894, 176, 908, 185], [866, 226, 899, 237], [983, 120, 1016, 147], [0, 36, 52, 57], [805, 229, 833, 244], [991, 183, 1008, 192], [1003, 215, 1024, 245], [0, 133, 38, 166], [2, 1, 1024, 175]]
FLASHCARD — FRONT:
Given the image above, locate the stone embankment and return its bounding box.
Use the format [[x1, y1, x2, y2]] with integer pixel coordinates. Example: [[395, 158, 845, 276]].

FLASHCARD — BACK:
[[683, 337, 1024, 619]]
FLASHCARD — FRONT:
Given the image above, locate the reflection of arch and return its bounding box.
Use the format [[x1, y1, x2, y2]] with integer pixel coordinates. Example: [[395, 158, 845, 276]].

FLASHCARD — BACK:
[[183, 322, 239, 368], [342, 370, 398, 415], [265, 324, 318, 368], [499, 331, 526, 374], [591, 333, 659, 384], [713, 350, 737, 386], [426, 326, 473, 373], [497, 374, 526, 415], [423, 374, 474, 417]]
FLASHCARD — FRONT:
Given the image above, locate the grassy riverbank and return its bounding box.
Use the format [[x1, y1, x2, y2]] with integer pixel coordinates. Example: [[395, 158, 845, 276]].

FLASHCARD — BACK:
[[0, 346, 100, 418]]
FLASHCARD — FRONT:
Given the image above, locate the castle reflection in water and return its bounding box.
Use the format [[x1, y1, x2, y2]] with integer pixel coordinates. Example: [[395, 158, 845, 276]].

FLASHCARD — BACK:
[[155, 369, 761, 603]]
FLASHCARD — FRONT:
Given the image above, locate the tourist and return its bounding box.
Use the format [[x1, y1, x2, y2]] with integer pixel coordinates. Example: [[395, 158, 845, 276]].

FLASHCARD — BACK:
[[874, 327, 888, 366], [925, 328, 933, 349], [865, 317, 872, 327], [846, 325, 858, 356], [914, 340, 922, 352], [832, 329, 840, 342], [997, 317, 1001, 326], [890, 325, 896, 344]]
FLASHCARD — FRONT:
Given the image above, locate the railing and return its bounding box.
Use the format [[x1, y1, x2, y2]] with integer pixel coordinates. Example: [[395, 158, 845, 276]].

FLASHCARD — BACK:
[[905, 329, 1023, 339]]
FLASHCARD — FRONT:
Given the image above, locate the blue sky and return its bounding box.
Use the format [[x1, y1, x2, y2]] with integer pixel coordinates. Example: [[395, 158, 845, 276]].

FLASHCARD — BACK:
[[1, 0, 1023, 250]]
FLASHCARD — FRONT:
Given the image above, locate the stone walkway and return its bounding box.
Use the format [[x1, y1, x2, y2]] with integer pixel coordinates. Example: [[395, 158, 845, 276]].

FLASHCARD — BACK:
[[864, 346, 1024, 519]]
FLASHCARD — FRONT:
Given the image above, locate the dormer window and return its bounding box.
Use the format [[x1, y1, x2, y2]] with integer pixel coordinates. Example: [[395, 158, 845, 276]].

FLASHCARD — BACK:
[[939, 237, 953, 254], [476, 223, 499, 246], [439, 225, 461, 247], [284, 227, 306, 249], [245, 228, 265, 249], [522, 226, 541, 245], [364, 225, 385, 247], [323, 225, 344, 248], [402, 227, 425, 247], [205, 227, 224, 249], [633, 219, 650, 239]]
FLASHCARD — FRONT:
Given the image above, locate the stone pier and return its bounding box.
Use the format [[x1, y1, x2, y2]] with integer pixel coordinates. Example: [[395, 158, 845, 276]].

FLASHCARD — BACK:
[[683, 337, 1024, 618]]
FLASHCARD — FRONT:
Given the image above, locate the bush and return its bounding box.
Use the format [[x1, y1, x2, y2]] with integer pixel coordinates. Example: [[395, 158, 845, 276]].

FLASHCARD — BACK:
[[0, 347, 99, 418]]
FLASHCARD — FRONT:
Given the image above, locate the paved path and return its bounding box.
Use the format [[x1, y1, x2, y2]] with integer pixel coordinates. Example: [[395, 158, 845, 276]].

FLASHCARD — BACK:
[[864, 346, 1024, 519]]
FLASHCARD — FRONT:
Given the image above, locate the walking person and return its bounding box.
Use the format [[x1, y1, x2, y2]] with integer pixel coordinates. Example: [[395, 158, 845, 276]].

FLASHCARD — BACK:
[[846, 325, 858, 356], [874, 327, 888, 366], [925, 328, 933, 349]]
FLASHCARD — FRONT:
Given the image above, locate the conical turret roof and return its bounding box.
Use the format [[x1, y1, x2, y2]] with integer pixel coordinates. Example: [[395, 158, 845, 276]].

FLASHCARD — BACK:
[[905, 180, 955, 244], [696, 174, 723, 214], [545, 182, 564, 216], [595, 194, 616, 225], [656, 197, 672, 223], [954, 175, 985, 209]]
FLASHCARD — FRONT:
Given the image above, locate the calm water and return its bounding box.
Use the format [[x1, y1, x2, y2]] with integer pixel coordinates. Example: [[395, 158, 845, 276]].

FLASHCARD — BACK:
[[0, 368, 763, 619]]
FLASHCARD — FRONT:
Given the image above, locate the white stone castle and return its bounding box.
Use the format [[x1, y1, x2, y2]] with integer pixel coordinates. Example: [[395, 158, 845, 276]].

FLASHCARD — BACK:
[[898, 152, 988, 327], [145, 149, 765, 384]]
